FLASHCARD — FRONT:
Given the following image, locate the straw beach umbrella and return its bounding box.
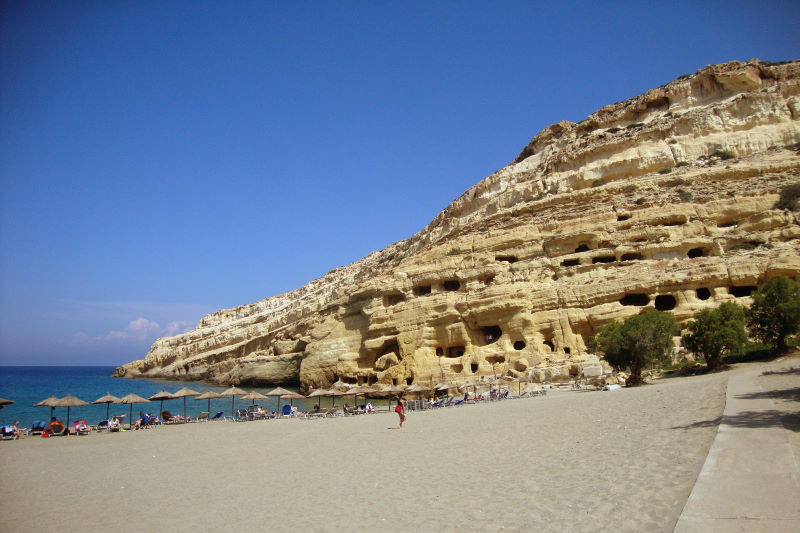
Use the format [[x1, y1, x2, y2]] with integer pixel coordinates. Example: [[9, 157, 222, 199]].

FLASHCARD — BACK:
[[114, 394, 150, 429], [34, 396, 59, 419], [194, 390, 221, 413], [171, 387, 200, 422], [218, 386, 248, 417], [240, 390, 269, 406], [148, 390, 174, 416], [265, 387, 296, 414], [92, 393, 120, 421], [0, 398, 14, 409], [279, 390, 305, 410], [307, 388, 331, 410], [347, 385, 375, 407], [53, 395, 88, 428]]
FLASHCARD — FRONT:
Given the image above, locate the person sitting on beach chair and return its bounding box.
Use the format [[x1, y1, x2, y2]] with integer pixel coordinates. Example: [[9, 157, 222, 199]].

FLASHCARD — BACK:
[[108, 416, 121, 431], [133, 411, 150, 430]]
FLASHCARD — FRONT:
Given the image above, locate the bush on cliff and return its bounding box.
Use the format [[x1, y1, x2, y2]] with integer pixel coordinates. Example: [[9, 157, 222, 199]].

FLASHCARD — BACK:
[[589, 310, 681, 386], [746, 276, 800, 354], [682, 302, 748, 371]]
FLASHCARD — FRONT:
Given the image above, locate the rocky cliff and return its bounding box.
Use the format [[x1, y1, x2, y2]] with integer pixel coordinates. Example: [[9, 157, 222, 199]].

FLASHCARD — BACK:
[[115, 59, 800, 390]]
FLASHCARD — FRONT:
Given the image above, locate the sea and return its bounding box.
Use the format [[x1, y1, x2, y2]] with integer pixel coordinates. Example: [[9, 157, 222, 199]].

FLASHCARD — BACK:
[[0, 366, 371, 428]]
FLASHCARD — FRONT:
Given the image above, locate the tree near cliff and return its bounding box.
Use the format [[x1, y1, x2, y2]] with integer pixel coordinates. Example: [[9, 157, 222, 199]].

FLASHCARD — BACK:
[[682, 302, 748, 371], [589, 310, 681, 386], [746, 276, 800, 354]]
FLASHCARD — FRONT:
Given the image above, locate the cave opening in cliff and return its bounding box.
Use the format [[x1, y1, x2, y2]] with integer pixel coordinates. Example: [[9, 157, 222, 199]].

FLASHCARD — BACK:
[[729, 285, 757, 298], [564, 347, 571, 354], [486, 354, 505, 365], [687, 247, 706, 259], [406, 377, 413, 386], [654, 294, 677, 311], [413, 285, 431, 296], [446, 346, 465, 358], [574, 244, 591, 253], [482, 275, 495, 285], [561, 259, 580, 267], [470, 363, 479, 373], [481, 326, 502, 345], [513, 340, 526, 350], [543, 339, 555, 352], [384, 293, 406, 306], [696, 287, 711, 300], [443, 280, 461, 291], [617, 214, 631, 221], [450, 363, 463, 373], [592, 255, 615, 264], [620, 293, 650, 306], [495, 256, 518, 263], [717, 220, 737, 228], [621, 253, 644, 261], [436, 347, 443, 356], [660, 218, 687, 227]]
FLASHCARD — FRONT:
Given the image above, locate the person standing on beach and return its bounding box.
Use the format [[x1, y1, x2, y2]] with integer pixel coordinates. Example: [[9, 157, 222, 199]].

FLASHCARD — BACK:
[[395, 395, 406, 429]]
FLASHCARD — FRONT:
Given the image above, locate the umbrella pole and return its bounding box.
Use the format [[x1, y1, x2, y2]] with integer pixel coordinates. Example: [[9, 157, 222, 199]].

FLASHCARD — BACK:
[[183, 397, 187, 423], [66, 406, 71, 430], [231, 396, 235, 417], [129, 404, 133, 429], [106, 403, 110, 421]]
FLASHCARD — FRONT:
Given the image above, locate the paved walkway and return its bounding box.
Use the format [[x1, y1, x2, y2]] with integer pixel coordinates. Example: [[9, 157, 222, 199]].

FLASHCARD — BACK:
[[674, 366, 800, 532]]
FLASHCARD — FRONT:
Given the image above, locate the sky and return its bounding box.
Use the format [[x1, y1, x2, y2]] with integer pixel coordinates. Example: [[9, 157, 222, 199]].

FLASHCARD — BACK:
[[1, 1, 798, 366]]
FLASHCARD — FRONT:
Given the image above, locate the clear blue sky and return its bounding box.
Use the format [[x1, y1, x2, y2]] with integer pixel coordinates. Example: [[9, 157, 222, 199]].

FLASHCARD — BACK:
[[1, 1, 798, 365]]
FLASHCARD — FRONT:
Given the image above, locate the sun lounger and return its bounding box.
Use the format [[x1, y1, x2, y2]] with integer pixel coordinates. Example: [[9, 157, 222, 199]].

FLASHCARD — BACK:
[[209, 411, 224, 421], [1, 426, 18, 440], [74, 420, 90, 436], [30, 420, 47, 435], [195, 412, 209, 422]]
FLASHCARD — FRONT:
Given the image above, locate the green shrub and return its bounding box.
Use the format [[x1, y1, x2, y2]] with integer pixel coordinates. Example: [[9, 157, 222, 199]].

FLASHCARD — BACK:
[[607, 127, 622, 134], [589, 310, 681, 386], [774, 182, 800, 211], [666, 177, 690, 187], [676, 161, 690, 167], [622, 185, 637, 194], [677, 189, 693, 202], [634, 197, 647, 205], [626, 122, 645, 129], [682, 302, 748, 371], [658, 168, 673, 175], [713, 149, 735, 160], [746, 276, 800, 354], [447, 248, 461, 256]]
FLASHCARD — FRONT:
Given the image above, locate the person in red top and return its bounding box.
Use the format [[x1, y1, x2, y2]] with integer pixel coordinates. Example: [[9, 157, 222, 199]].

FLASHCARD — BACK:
[[395, 395, 406, 429]]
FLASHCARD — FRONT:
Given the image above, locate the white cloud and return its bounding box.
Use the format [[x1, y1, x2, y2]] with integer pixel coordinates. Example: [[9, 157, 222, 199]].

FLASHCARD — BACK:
[[72, 316, 193, 346]]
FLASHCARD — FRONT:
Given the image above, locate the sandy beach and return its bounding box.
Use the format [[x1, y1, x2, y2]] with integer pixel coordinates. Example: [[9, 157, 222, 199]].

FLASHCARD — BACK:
[[1, 362, 775, 533]]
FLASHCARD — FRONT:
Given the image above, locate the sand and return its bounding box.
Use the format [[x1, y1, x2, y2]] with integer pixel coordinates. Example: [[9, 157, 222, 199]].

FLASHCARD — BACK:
[[0, 370, 733, 532]]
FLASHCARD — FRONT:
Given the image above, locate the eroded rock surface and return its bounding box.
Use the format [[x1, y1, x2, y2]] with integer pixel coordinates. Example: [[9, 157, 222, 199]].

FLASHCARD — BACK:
[[115, 59, 800, 390]]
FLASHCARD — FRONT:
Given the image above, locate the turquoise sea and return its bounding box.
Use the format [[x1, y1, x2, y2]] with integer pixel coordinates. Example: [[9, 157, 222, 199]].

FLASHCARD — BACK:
[[0, 366, 363, 428]]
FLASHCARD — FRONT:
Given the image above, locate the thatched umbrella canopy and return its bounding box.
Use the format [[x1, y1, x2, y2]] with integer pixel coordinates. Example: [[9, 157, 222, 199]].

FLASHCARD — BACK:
[[307, 388, 331, 409], [0, 397, 14, 408], [114, 394, 150, 429], [147, 390, 173, 417], [240, 391, 269, 405], [92, 392, 120, 420], [53, 395, 88, 428], [435, 381, 458, 391], [218, 386, 248, 417], [279, 390, 305, 410], [171, 387, 201, 422], [194, 390, 221, 413], [266, 387, 296, 413], [346, 385, 376, 406], [34, 396, 59, 420], [404, 383, 431, 398]]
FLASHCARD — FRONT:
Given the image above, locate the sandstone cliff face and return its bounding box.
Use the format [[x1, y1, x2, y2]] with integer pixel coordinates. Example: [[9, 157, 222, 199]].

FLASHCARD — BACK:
[[115, 59, 800, 389]]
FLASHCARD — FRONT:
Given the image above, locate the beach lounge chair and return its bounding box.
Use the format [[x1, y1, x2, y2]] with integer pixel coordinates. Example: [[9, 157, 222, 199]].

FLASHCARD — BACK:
[[30, 420, 47, 435], [47, 421, 67, 436], [196, 412, 209, 422], [209, 411, 224, 421], [74, 420, 90, 436], [1, 426, 17, 440]]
